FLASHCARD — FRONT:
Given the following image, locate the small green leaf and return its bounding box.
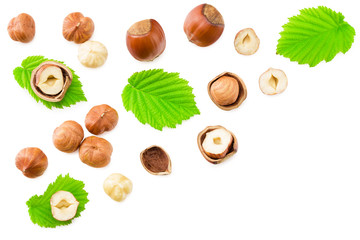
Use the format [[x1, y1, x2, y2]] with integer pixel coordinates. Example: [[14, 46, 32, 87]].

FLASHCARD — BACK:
[[26, 174, 89, 228], [122, 69, 200, 130], [277, 6, 355, 67], [13, 55, 87, 109]]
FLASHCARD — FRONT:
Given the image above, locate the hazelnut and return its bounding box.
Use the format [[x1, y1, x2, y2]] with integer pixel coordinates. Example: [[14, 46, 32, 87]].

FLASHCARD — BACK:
[[259, 68, 288, 95], [208, 72, 247, 111], [78, 41, 108, 68], [234, 28, 260, 55], [79, 136, 113, 168], [15, 147, 48, 178], [30, 61, 72, 102], [197, 126, 238, 164], [85, 104, 118, 135], [50, 191, 79, 221], [126, 19, 166, 61], [7, 13, 35, 43], [183, 4, 224, 47], [103, 173, 132, 202], [62, 12, 94, 44], [140, 146, 171, 175], [53, 121, 84, 153]]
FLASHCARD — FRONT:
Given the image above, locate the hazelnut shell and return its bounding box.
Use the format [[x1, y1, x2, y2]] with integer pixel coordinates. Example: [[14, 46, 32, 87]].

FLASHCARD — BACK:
[[85, 104, 118, 135], [208, 72, 247, 111], [7, 13, 35, 43], [15, 147, 48, 178], [63, 12, 94, 44], [79, 136, 113, 168], [140, 145, 172, 175], [53, 120, 84, 153], [197, 126, 238, 164]]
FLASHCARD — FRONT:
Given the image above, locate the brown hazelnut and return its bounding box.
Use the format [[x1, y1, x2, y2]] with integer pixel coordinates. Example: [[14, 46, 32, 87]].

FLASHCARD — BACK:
[[30, 61, 72, 102], [140, 146, 171, 175], [79, 136, 113, 168], [7, 13, 35, 43], [126, 19, 166, 61], [85, 104, 118, 135], [208, 72, 247, 111], [197, 126, 238, 164], [15, 147, 48, 178], [53, 121, 84, 153], [183, 4, 224, 47], [63, 12, 94, 44]]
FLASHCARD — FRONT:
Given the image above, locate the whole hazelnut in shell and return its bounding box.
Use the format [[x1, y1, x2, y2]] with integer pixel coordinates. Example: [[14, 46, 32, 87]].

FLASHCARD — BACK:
[[8, 13, 35, 43], [15, 147, 48, 178], [79, 136, 113, 168], [53, 121, 84, 153], [63, 12, 94, 44], [85, 104, 118, 135]]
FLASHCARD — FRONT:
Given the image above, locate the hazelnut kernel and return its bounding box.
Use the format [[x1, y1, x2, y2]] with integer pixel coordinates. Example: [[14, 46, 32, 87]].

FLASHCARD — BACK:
[[210, 76, 239, 106]]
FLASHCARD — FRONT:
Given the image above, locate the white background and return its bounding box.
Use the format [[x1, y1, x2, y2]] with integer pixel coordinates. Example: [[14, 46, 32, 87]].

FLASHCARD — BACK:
[[1, 0, 359, 239]]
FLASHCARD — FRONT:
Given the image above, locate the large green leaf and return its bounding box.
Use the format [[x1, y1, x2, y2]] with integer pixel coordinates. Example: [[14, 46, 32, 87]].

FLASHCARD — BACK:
[[277, 6, 355, 67], [122, 69, 200, 130]]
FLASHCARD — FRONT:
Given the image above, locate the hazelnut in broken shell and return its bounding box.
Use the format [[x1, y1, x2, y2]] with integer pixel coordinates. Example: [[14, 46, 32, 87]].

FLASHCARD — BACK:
[[63, 12, 94, 44], [259, 68, 288, 95], [50, 191, 79, 221], [7, 13, 35, 43], [140, 146, 171, 175], [15, 147, 48, 178], [103, 173, 132, 202], [234, 28, 260, 55], [197, 126, 238, 164], [30, 61, 72, 102], [79, 136, 113, 168], [208, 72, 247, 111], [85, 104, 118, 135], [78, 41, 108, 68], [53, 120, 84, 153]]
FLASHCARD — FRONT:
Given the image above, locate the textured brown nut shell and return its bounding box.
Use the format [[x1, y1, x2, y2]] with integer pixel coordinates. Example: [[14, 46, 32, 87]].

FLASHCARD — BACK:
[[53, 121, 84, 153], [30, 61, 73, 102], [208, 72, 247, 111], [79, 136, 113, 168], [140, 146, 171, 175], [63, 12, 94, 44], [126, 19, 166, 61], [197, 126, 238, 164], [15, 147, 48, 178], [183, 4, 224, 47], [7, 13, 35, 43], [85, 104, 119, 135]]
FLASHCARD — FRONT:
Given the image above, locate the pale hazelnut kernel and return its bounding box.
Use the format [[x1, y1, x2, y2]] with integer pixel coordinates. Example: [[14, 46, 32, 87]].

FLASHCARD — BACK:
[[78, 40, 108, 68], [103, 173, 132, 202], [259, 68, 288, 95], [234, 28, 260, 55]]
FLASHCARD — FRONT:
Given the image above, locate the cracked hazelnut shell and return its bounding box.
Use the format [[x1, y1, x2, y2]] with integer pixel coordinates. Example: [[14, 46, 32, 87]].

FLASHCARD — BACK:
[[197, 126, 238, 164], [79, 136, 113, 168], [30, 61, 72, 102], [85, 104, 118, 135], [63, 12, 94, 44], [140, 146, 171, 175], [53, 121, 84, 153], [208, 72, 247, 111], [7, 13, 35, 43], [15, 147, 48, 178]]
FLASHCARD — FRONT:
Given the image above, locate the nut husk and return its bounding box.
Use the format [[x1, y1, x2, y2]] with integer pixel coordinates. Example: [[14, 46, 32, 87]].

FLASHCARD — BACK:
[[140, 145, 171, 175], [208, 72, 247, 111], [197, 126, 238, 164], [30, 61, 72, 102]]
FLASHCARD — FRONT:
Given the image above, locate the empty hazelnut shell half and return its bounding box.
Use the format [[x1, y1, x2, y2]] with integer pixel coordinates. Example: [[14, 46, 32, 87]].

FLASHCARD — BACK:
[[30, 61, 72, 102], [140, 146, 171, 175], [197, 126, 238, 164], [208, 72, 247, 111]]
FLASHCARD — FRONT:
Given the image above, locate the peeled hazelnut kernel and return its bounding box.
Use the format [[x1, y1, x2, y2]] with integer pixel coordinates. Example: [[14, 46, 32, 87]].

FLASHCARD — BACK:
[[140, 146, 171, 175], [103, 173, 133, 202], [78, 41, 108, 68], [259, 68, 288, 95], [208, 72, 247, 111], [126, 19, 166, 61], [197, 126, 238, 164], [184, 4, 224, 47], [53, 121, 84, 153], [7, 13, 35, 43], [85, 104, 118, 135], [63, 12, 94, 44], [50, 191, 79, 221], [234, 28, 260, 55], [79, 136, 113, 168], [31, 61, 72, 102], [15, 147, 48, 178]]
